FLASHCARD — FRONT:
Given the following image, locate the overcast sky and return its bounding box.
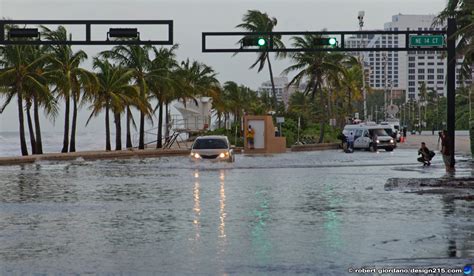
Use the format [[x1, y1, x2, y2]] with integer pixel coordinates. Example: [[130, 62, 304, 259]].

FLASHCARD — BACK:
[[0, 0, 447, 132]]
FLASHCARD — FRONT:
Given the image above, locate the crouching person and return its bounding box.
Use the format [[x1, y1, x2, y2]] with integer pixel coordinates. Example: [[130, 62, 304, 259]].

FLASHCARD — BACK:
[[418, 142, 434, 166]]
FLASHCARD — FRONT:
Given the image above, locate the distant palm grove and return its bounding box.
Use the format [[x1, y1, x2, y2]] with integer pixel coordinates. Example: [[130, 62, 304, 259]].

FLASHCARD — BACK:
[[1, 1, 472, 156]]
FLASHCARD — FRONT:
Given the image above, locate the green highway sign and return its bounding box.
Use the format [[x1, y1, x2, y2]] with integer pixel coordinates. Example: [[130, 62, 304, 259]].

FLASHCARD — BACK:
[[410, 35, 445, 47]]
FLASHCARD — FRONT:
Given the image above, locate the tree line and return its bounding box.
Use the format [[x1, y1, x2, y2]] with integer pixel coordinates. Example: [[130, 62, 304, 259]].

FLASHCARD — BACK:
[[1, 2, 472, 155]]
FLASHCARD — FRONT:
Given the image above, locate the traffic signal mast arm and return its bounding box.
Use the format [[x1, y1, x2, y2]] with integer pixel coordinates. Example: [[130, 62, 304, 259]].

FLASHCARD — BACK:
[[203, 30, 447, 52]]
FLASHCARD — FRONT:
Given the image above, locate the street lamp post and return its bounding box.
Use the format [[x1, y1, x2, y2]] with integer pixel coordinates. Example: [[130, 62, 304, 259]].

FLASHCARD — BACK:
[[358, 11, 367, 121], [383, 53, 387, 120]]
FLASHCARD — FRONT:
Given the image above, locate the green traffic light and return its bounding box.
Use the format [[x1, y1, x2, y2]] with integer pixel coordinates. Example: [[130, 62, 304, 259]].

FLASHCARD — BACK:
[[328, 37, 337, 46], [257, 38, 266, 46]]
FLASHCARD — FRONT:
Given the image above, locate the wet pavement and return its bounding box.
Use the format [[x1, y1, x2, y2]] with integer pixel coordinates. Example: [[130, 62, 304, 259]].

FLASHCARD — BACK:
[[0, 149, 473, 275]]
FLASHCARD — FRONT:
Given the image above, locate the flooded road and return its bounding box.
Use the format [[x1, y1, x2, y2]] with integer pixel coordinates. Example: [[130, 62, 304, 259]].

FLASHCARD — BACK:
[[0, 150, 473, 275]]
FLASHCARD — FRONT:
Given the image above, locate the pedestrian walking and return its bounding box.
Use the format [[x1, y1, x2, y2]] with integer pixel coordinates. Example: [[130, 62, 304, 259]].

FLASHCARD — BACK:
[[370, 131, 378, 152], [346, 131, 355, 153], [440, 130, 454, 172]]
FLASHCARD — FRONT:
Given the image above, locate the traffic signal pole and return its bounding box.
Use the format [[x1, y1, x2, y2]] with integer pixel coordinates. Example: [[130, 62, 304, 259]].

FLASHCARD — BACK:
[[203, 25, 458, 167], [447, 18, 457, 168]]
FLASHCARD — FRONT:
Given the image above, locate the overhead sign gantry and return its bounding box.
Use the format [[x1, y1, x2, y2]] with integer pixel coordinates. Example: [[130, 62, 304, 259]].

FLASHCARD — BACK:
[[0, 20, 173, 45], [202, 19, 457, 167]]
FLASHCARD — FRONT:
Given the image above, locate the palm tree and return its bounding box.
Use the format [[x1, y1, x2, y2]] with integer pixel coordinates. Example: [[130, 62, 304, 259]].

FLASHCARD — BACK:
[[24, 45, 58, 155], [222, 81, 249, 124], [338, 62, 364, 121], [436, 0, 474, 154], [418, 81, 428, 129], [42, 26, 97, 153], [174, 59, 220, 134], [86, 58, 140, 151], [282, 34, 347, 143], [100, 45, 152, 149], [210, 86, 227, 128], [435, 0, 473, 78], [177, 59, 219, 98], [0, 40, 50, 156], [146, 45, 179, 148], [236, 10, 285, 110]]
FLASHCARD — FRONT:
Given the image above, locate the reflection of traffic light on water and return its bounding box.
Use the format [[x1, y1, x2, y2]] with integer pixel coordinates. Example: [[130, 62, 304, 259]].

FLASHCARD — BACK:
[[464, 265, 472, 275]]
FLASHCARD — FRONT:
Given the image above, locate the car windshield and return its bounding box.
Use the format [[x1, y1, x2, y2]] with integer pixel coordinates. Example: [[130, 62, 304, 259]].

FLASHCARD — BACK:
[[370, 129, 389, 136], [193, 138, 228, 149], [384, 128, 393, 135]]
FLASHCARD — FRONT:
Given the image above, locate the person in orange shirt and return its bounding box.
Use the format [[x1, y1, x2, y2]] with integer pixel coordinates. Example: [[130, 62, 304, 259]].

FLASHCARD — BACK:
[[247, 125, 255, 149]]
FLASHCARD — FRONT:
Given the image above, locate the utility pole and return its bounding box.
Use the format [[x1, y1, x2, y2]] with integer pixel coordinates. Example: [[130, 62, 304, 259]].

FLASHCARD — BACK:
[[358, 11, 367, 121], [383, 53, 388, 120], [447, 18, 456, 167], [375, 104, 378, 122], [389, 80, 393, 106]]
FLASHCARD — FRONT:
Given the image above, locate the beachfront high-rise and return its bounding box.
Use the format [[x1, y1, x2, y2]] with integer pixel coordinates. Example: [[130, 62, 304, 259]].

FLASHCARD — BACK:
[[258, 77, 297, 108], [346, 14, 473, 101]]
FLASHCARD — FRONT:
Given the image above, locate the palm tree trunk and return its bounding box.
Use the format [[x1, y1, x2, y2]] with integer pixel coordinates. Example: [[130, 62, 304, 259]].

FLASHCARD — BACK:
[[126, 107, 132, 148], [17, 91, 28, 156], [327, 89, 332, 120], [157, 101, 163, 148], [224, 113, 228, 129], [114, 112, 122, 151], [266, 55, 278, 111], [139, 109, 145, 149], [105, 104, 111, 151], [26, 102, 37, 154], [218, 113, 222, 129], [61, 96, 70, 153], [33, 96, 43, 154], [317, 82, 325, 143], [69, 92, 78, 152], [165, 103, 170, 143]]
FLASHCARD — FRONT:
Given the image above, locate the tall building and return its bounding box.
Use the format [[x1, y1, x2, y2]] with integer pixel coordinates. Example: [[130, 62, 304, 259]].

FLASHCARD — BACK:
[[258, 77, 296, 107], [347, 14, 472, 101]]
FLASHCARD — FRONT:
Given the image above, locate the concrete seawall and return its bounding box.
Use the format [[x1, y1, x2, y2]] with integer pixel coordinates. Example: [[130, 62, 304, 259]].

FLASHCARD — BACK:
[[291, 143, 340, 152], [0, 149, 191, 166], [0, 143, 345, 165]]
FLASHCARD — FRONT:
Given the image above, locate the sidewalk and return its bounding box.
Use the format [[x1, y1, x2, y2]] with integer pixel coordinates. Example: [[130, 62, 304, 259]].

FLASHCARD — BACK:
[[397, 132, 471, 155]]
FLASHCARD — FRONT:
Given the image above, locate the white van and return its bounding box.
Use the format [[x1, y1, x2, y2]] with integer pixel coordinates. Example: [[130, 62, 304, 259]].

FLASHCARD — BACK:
[[343, 123, 396, 151], [380, 120, 401, 142]]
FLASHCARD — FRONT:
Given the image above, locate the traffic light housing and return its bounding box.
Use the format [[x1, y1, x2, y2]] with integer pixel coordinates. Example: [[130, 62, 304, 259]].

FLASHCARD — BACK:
[[242, 36, 268, 47], [315, 37, 337, 47]]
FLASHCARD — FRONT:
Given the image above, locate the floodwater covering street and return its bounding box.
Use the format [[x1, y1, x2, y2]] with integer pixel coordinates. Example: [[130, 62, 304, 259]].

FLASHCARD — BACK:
[[1, 149, 474, 275]]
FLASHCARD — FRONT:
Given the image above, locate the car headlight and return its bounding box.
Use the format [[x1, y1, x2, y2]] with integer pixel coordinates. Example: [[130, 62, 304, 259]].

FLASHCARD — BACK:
[[193, 153, 201, 159], [376, 140, 380, 143], [219, 153, 226, 158], [390, 139, 394, 143]]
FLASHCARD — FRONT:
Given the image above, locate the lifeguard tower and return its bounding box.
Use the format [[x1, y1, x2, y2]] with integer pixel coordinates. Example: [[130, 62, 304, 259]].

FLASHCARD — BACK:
[[141, 97, 212, 149]]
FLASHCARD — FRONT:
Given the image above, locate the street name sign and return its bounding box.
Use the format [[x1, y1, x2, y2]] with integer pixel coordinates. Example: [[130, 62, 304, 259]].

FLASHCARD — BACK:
[[410, 35, 445, 47]]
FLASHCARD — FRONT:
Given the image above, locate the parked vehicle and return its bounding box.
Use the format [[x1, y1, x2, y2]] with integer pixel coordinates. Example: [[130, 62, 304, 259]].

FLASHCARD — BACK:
[[190, 135, 235, 162], [343, 122, 396, 151], [381, 119, 401, 142], [380, 122, 400, 143], [380, 126, 398, 148]]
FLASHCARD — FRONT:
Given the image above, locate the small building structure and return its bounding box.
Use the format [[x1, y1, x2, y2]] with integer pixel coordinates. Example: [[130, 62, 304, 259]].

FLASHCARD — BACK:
[[243, 115, 286, 154]]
